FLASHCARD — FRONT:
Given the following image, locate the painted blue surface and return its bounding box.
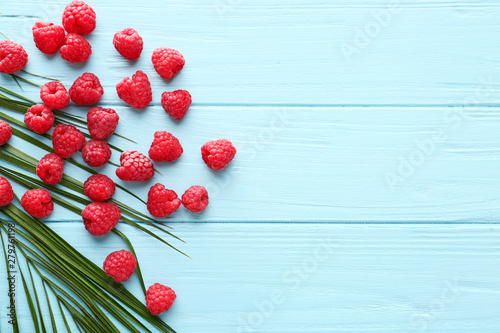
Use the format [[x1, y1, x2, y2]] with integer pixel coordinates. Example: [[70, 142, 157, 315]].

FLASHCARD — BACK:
[[1, 0, 500, 332]]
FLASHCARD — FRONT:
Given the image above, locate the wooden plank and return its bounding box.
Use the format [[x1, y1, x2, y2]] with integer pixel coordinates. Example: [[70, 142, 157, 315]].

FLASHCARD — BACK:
[[1, 1, 500, 105], [4, 106, 500, 222], [2, 223, 499, 332]]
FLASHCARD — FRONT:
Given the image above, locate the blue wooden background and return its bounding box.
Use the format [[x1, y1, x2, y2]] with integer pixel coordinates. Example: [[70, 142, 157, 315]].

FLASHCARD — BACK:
[[1, 0, 500, 332]]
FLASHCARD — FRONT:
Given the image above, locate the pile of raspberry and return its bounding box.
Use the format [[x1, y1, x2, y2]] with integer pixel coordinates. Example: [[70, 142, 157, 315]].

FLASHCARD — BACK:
[[0, 0, 239, 316]]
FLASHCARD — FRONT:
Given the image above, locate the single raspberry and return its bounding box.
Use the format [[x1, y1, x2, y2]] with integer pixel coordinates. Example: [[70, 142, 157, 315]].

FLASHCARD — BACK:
[[0, 176, 14, 207], [116, 150, 154, 182], [146, 283, 176, 315], [116, 70, 152, 109], [36, 153, 64, 185], [103, 250, 137, 283], [62, 0, 96, 35], [82, 139, 111, 167], [82, 202, 121, 236], [40, 81, 70, 109], [0, 40, 28, 74], [161, 90, 191, 120], [52, 124, 85, 158], [151, 47, 185, 80], [32, 22, 65, 55], [21, 189, 54, 218], [69, 72, 103, 105], [201, 139, 237, 171], [60, 33, 91, 63], [182, 185, 208, 213], [148, 131, 183, 162], [87, 107, 119, 140], [24, 104, 55, 134], [113, 28, 143, 61], [83, 174, 115, 202], [147, 184, 181, 218], [0, 120, 12, 146]]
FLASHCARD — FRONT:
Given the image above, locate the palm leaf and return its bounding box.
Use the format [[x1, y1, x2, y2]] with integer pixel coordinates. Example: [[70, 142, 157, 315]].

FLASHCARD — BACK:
[[0, 85, 136, 143], [112, 228, 147, 296], [0, 205, 177, 333]]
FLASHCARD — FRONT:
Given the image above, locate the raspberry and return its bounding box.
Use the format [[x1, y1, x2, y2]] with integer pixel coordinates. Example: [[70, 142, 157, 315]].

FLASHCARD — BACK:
[[116, 150, 154, 182], [148, 131, 183, 162], [40, 81, 70, 109], [0, 120, 12, 146], [83, 174, 115, 202], [113, 28, 143, 61], [0, 176, 14, 207], [36, 153, 64, 185], [82, 202, 121, 236], [0, 40, 28, 74], [147, 184, 181, 218], [151, 47, 185, 80], [24, 104, 55, 134], [32, 22, 65, 55], [87, 107, 119, 140], [62, 0, 96, 35], [52, 124, 85, 158], [21, 189, 54, 218], [69, 72, 103, 105], [161, 90, 191, 120], [103, 250, 137, 283], [82, 139, 111, 167], [116, 70, 152, 109], [182, 185, 208, 213], [201, 139, 236, 171], [146, 283, 176, 315], [60, 33, 91, 63]]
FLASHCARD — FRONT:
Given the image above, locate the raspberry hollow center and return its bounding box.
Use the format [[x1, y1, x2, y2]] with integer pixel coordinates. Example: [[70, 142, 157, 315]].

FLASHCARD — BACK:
[[201, 192, 208, 206]]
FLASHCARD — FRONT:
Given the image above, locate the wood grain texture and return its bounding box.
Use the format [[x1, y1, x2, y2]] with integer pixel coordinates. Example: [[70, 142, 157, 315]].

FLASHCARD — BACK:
[[2, 223, 500, 332], [1, 0, 500, 105], [1, 0, 500, 332], [5, 105, 500, 222]]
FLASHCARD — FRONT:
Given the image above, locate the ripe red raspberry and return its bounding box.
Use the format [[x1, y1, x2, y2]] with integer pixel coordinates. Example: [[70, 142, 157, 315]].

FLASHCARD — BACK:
[[116, 150, 154, 182], [32, 22, 65, 55], [0, 176, 14, 207], [161, 90, 191, 120], [82, 202, 121, 236], [146, 283, 176, 315], [52, 124, 85, 158], [83, 174, 115, 202], [60, 33, 91, 63], [201, 139, 236, 171], [148, 131, 183, 162], [36, 153, 64, 185], [62, 0, 96, 35], [103, 250, 137, 283], [24, 104, 54, 134], [21, 189, 54, 218], [116, 70, 152, 109], [0, 120, 12, 146], [87, 107, 119, 140], [82, 139, 111, 167], [0, 40, 28, 74], [147, 184, 181, 218], [69, 72, 103, 105], [151, 47, 185, 80], [40, 81, 70, 109], [182, 185, 208, 213], [113, 28, 143, 61]]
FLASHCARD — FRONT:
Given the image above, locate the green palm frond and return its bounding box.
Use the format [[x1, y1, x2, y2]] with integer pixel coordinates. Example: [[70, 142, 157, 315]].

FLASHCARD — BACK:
[[0, 205, 176, 332]]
